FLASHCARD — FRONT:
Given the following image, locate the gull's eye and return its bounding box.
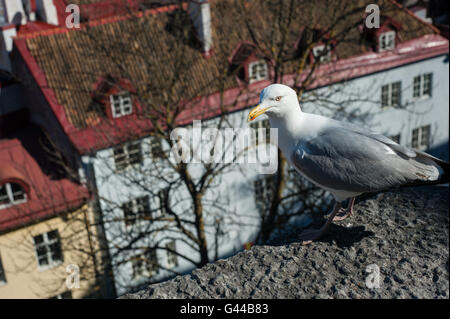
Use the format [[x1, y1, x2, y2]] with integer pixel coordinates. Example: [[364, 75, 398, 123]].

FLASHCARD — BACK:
[[275, 96, 282, 101]]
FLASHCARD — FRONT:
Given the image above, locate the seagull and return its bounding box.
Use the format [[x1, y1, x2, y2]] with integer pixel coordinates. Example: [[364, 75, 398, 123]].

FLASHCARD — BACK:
[[248, 84, 449, 245]]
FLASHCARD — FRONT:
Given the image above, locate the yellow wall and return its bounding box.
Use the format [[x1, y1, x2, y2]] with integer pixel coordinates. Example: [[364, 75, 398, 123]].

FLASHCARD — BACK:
[[0, 204, 104, 299]]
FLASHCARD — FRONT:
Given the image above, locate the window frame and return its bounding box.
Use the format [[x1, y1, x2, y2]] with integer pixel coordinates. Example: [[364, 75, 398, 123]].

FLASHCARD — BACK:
[[150, 138, 163, 159], [411, 125, 431, 151], [33, 230, 63, 270], [312, 44, 332, 63], [131, 249, 159, 279], [122, 196, 151, 226], [166, 241, 178, 269], [378, 31, 396, 52], [413, 73, 432, 99], [110, 92, 133, 118], [249, 119, 271, 145], [113, 141, 142, 172], [157, 188, 169, 216], [253, 175, 276, 212], [381, 81, 401, 108], [248, 60, 268, 84], [0, 183, 27, 210]]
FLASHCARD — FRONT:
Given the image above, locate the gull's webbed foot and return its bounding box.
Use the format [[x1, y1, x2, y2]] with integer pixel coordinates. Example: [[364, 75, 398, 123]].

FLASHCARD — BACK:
[[333, 198, 355, 222], [298, 201, 343, 245]]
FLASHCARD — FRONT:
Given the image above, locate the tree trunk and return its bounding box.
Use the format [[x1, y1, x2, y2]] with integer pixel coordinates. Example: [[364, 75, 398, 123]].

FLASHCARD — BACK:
[[260, 151, 286, 243], [194, 193, 209, 266]]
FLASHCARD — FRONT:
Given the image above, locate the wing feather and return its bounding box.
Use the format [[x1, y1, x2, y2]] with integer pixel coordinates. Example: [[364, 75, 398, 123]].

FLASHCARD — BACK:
[[291, 125, 440, 193]]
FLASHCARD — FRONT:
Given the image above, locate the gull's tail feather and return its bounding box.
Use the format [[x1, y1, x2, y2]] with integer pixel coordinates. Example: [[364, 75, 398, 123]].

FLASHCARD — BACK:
[[404, 151, 449, 187]]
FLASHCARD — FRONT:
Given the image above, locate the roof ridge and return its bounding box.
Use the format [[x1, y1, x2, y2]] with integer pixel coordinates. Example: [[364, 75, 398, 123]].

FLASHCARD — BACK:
[[386, 0, 441, 35], [15, 3, 184, 40]]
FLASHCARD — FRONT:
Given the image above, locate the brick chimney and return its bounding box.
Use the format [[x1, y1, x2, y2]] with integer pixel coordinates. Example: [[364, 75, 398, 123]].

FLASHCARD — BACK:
[[188, 0, 213, 56]]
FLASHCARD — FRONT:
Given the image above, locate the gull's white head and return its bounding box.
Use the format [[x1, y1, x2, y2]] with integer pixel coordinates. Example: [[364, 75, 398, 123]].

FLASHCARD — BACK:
[[247, 84, 300, 122]]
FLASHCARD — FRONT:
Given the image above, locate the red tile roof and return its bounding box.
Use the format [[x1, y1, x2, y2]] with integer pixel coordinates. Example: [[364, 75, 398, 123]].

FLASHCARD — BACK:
[[0, 123, 90, 233]]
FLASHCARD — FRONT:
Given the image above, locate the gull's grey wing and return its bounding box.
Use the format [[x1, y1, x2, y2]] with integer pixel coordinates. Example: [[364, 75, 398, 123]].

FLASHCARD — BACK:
[[336, 120, 417, 158], [291, 126, 441, 193]]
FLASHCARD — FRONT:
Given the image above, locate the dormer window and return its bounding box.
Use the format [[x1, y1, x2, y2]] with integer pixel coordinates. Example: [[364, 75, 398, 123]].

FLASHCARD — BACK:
[[0, 183, 27, 209], [248, 60, 268, 84], [110, 92, 133, 118], [312, 44, 332, 63], [379, 31, 396, 52]]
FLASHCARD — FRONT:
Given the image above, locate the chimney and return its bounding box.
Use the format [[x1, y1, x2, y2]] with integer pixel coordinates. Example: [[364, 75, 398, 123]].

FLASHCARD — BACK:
[[2, 0, 27, 25], [188, 0, 213, 56], [36, 0, 58, 25]]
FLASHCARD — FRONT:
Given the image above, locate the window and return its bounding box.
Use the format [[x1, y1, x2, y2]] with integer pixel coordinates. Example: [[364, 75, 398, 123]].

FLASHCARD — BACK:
[[0, 253, 6, 284], [110, 92, 132, 118], [389, 134, 401, 144], [131, 249, 159, 279], [158, 188, 169, 216], [122, 196, 151, 226], [312, 44, 331, 63], [166, 241, 178, 269], [379, 31, 395, 52], [49, 291, 72, 299], [413, 73, 432, 99], [412, 125, 430, 151], [0, 183, 27, 209], [33, 230, 63, 268], [113, 141, 142, 171], [248, 60, 268, 83], [150, 138, 163, 158], [381, 81, 401, 108], [250, 119, 271, 145]]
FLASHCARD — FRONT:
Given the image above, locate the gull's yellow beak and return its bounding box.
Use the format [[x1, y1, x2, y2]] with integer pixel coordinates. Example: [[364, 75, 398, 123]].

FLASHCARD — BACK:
[[248, 104, 270, 122]]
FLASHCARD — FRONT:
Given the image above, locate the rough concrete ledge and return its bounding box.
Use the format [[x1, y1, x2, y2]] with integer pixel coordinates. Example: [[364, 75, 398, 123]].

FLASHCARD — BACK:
[[121, 186, 449, 299]]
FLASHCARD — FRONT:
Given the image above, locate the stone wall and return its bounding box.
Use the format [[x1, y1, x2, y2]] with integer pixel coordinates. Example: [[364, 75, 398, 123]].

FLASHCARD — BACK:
[[121, 186, 449, 299]]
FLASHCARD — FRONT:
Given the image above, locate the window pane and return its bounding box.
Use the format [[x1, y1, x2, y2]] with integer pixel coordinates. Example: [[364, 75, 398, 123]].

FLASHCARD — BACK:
[[412, 128, 419, 148], [391, 82, 401, 107], [33, 234, 44, 246], [421, 125, 430, 148], [38, 256, 49, 266], [36, 245, 47, 257], [381, 85, 389, 106], [423, 74, 432, 96], [151, 139, 163, 158], [0, 185, 9, 205], [50, 245, 63, 262], [47, 230, 59, 241], [10, 184, 25, 201], [413, 76, 421, 98]]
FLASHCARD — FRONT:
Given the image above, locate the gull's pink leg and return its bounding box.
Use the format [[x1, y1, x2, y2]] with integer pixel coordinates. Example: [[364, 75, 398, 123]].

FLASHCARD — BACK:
[[298, 202, 342, 245], [333, 197, 355, 222]]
